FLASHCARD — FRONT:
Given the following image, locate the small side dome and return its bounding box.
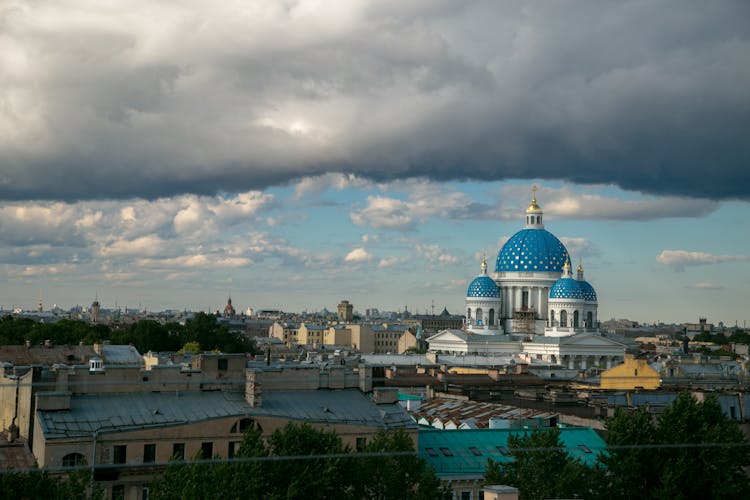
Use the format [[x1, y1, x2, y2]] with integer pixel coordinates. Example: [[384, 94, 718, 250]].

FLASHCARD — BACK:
[[578, 280, 597, 302], [549, 278, 584, 300], [467, 276, 500, 298]]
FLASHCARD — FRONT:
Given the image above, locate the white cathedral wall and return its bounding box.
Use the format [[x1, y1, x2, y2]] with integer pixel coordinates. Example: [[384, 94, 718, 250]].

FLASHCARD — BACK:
[[465, 298, 502, 334], [545, 299, 598, 337]]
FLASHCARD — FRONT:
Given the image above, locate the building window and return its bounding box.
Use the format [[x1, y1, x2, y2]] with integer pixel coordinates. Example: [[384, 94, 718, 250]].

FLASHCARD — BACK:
[[522, 290, 529, 309], [476, 308, 483, 324], [231, 417, 260, 434], [228, 441, 240, 459], [112, 485, 125, 500], [201, 442, 213, 459], [489, 309, 495, 326], [113, 445, 127, 464], [560, 310, 568, 327], [356, 437, 367, 452], [142, 486, 150, 500], [439, 447, 454, 457], [467, 308, 471, 319], [172, 443, 185, 461], [550, 310, 555, 326], [218, 358, 228, 371], [468, 446, 482, 456], [62, 453, 86, 468], [573, 310, 579, 328], [143, 444, 156, 463], [586, 311, 593, 328], [461, 492, 472, 500], [425, 447, 439, 457]]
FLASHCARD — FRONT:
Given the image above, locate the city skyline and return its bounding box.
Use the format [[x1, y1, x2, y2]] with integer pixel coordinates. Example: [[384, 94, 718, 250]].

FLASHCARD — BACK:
[[1, 2, 749, 325]]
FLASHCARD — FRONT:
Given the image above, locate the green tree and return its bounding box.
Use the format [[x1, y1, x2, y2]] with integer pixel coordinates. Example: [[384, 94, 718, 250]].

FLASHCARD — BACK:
[[111, 320, 181, 353], [484, 427, 603, 500], [603, 392, 750, 499], [177, 341, 202, 354], [152, 424, 445, 500], [264, 422, 353, 500], [352, 428, 450, 500], [0, 468, 101, 500], [183, 313, 254, 354]]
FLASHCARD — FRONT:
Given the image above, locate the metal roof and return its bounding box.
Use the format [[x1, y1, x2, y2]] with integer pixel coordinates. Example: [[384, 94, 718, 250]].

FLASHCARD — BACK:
[[38, 388, 415, 439], [359, 354, 434, 366], [252, 389, 417, 429], [419, 427, 605, 477], [101, 345, 143, 365], [38, 391, 250, 439]]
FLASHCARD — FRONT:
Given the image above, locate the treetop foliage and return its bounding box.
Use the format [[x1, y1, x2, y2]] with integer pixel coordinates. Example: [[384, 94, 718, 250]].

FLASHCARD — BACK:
[[486, 392, 750, 500], [0, 313, 255, 354], [151, 423, 450, 500]]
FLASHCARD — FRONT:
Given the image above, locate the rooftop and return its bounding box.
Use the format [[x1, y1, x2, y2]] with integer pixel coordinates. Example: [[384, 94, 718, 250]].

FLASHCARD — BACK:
[[419, 427, 605, 477], [37, 388, 415, 439]]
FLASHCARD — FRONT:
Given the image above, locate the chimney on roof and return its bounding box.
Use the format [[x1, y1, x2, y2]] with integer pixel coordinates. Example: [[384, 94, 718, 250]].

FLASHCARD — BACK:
[[245, 370, 262, 407]]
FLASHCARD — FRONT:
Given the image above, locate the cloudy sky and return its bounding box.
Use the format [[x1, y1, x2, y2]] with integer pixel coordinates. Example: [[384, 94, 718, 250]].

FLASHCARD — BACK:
[[1, 1, 749, 324]]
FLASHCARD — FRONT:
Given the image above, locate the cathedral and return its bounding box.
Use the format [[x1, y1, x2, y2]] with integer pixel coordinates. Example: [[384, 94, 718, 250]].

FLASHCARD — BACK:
[[427, 188, 630, 370]]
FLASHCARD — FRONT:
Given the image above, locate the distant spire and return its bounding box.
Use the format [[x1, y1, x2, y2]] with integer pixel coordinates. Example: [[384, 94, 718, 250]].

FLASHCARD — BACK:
[[480, 253, 488, 275], [577, 259, 584, 280], [563, 256, 572, 277]]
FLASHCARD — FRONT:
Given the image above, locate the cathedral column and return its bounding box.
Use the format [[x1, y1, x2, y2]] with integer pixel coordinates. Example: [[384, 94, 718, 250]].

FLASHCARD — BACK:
[[509, 287, 515, 316], [537, 287, 544, 318], [515, 288, 522, 312]]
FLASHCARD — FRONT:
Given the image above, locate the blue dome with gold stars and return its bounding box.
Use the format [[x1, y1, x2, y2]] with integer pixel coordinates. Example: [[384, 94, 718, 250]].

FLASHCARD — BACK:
[[467, 275, 500, 298], [495, 229, 569, 273], [549, 277, 584, 300], [578, 280, 597, 302]]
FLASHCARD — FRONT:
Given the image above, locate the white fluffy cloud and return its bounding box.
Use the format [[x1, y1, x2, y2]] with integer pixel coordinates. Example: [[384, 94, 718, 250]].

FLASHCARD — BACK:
[[656, 250, 749, 271], [344, 247, 371, 263], [416, 244, 459, 266]]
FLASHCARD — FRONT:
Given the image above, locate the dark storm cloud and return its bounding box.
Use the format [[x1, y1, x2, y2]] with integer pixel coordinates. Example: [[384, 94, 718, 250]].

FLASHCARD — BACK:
[[1, 1, 748, 201]]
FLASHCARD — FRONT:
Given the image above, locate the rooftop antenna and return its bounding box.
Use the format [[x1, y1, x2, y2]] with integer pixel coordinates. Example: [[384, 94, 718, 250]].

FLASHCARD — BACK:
[[431, 300, 435, 316]]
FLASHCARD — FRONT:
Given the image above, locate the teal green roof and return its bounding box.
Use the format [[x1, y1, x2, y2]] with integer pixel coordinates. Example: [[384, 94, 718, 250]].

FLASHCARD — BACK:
[[418, 427, 605, 477], [398, 393, 423, 401]]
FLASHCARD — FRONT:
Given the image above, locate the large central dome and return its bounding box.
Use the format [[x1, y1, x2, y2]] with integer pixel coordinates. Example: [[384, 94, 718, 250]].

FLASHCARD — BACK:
[[495, 228, 569, 273]]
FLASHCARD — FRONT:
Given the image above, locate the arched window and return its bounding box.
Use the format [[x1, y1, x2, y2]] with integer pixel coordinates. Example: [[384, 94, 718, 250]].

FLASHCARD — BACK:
[[467, 308, 471, 319], [550, 310, 555, 326], [586, 311, 593, 328], [560, 310, 568, 327], [489, 309, 495, 326], [231, 417, 262, 434], [62, 453, 86, 468], [476, 308, 483, 325], [573, 310, 579, 328]]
